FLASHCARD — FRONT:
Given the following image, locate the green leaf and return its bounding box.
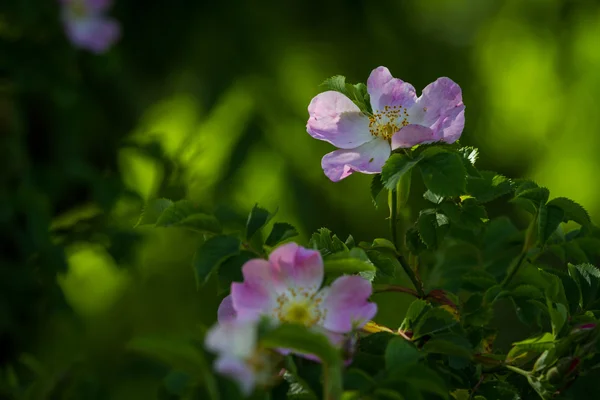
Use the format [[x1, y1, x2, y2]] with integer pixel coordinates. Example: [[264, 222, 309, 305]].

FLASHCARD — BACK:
[[218, 250, 255, 291], [507, 332, 554, 363], [193, 235, 241, 285], [547, 299, 568, 337], [321, 75, 347, 92], [439, 199, 487, 230], [514, 186, 550, 205], [324, 248, 376, 275], [366, 250, 398, 280], [126, 336, 218, 400], [386, 365, 448, 398], [261, 324, 343, 399], [246, 204, 275, 241], [511, 332, 555, 351], [371, 174, 385, 206], [537, 204, 564, 246], [358, 332, 395, 355], [547, 197, 591, 226], [569, 263, 600, 309], [511, 284, 544, 300], [401, 299, 431, 332], [413, 307, 458, 339], [265, 222, 298, 247], [154, 200, 222, 234], [167, 213, 222, 234], [385, 338, 422, 370], [320, 75, 371, 113], [381, 154, 421, 190], [417, 209, 448, 249], [423, 190, 444, 204], [405, 227, 427, 254], [512, 298, 545, 328], [467, 171, 513, 203], [309, 228, 348, 256], [343, 369, 377, 393], [422, 334, 473, 359], [458, 146, 481, 178], [136, 198, 174, 226], [483, 284, 509, 305], [418, 149, 467, 197]]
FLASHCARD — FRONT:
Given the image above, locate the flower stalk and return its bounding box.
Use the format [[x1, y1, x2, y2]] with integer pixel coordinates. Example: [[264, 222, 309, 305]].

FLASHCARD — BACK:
[[389, 189, 425, 297]]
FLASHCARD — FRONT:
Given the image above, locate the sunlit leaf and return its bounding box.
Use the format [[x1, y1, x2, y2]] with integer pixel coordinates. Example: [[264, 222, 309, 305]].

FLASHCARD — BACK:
[[547, 197, 591, 226]]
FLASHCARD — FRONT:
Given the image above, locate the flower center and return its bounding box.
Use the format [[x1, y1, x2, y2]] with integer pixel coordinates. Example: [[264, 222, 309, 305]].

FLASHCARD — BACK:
[[275, 288, 325, 327], [368, 105, 409, 140]]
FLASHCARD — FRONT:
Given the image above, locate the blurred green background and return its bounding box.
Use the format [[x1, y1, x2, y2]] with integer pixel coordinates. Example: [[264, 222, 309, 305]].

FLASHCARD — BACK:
[[2, 0, 600, 397]]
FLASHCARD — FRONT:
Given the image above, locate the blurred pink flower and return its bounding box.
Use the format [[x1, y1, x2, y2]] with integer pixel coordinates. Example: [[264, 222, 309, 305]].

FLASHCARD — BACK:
[[218, 242, 376, 346], [307, 66, 465, 181], [60, 0, 120, 53], [205, 319, 277, 396]]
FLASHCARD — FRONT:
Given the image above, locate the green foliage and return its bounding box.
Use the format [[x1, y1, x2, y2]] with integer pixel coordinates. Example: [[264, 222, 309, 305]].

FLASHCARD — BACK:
[[381, 154, 421, 190], [193, 235, 241, 285], [127, 335, 219, 399], [323, 248, 377, 276], [138, 199, 222, 234], [309, 227, 349, 256], [467, 171, 513, 203], [265, 222, 299, 247], [320, 75, 372, 114], [261, 324, 344, 399], [246, 204, 275, 241], [418, 149, 467, 197], [9, 39, 600, 400], [371, 174, 385, 206], [547, 197, 591, 226]]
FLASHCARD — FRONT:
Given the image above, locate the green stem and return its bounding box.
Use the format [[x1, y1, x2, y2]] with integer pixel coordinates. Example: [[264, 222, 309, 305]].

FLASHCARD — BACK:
[[323, 361, 343, 400], [389, 189, 424, 297], [398, 255, 425, 298], [505, 364, 530, 377], [389, 190, 398, 248], [502, 251, 528, 288], [373, 284, 418, 297]]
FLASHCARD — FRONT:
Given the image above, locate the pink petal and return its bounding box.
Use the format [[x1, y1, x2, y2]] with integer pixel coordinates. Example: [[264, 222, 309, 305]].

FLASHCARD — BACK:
[[367, 66, 417, 113], [321, 138, 390, 182], [269, 243, 324, 292], [322, 276, 377, 333], [307, 91, 372, 149], [65, 17, 120, 54], [391, 124, 439, 149], [205, 320, 257, 359], [438, 107, 465, 144], [231, 259, 276, 320], [218, 295, 237, 322], [214, 356, 256, 396], [409, 77, 465, 142]]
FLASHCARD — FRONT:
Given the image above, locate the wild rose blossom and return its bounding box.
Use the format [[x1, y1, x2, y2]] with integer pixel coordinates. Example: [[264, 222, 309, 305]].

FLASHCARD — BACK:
[[217, 242, 377, 346], [306, 66, 465, 181], [60, 0, 120, 53], [205, 319, 280, 395]]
